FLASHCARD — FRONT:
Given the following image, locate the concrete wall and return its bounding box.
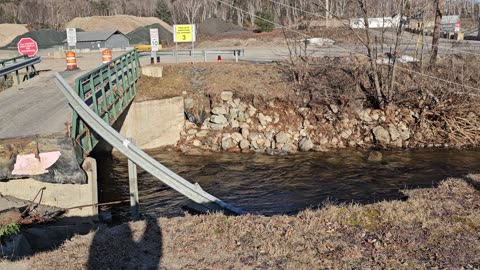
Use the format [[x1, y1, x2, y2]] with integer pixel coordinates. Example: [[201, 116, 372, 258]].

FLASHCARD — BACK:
[[0, 157, 98, 217], [120, 97, 184, 149]]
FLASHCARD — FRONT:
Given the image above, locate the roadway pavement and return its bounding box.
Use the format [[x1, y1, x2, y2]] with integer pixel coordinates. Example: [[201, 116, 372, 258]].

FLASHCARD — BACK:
[[0, 51, 151, 140]]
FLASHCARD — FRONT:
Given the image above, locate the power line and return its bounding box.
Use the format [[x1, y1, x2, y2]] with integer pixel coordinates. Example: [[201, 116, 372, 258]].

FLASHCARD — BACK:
[[216, 0, 480, 94], [266, 0, 480, 57]]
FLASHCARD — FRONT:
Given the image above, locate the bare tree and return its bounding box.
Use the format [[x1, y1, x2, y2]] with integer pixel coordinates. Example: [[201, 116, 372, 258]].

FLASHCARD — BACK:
[[430, 0, 445, 67]]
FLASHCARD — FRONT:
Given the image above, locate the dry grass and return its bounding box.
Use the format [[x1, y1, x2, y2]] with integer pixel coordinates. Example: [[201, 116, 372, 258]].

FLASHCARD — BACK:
[[11, 174, 480, 269], [136, 63, 294, 102]]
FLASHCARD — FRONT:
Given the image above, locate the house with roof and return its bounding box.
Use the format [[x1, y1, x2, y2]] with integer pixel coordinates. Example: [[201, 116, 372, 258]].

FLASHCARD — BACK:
[[63, 30, 130, 50]]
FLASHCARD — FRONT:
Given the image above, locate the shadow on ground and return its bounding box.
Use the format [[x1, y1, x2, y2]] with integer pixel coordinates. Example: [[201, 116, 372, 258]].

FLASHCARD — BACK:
[[87, 216, 162, 270]]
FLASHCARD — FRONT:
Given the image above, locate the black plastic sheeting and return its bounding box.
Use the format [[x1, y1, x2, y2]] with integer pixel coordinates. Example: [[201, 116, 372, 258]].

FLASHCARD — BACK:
[[0, 135, 86, 184]]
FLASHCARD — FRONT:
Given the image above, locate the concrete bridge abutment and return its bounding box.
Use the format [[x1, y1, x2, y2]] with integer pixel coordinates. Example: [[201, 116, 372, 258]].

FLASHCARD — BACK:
[[0, 157, 98, 218]]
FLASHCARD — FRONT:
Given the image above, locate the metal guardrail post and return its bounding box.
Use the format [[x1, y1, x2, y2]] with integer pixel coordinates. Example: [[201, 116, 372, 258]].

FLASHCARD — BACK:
[[203, 50, 207, 62], [128, 138, 140, 221]]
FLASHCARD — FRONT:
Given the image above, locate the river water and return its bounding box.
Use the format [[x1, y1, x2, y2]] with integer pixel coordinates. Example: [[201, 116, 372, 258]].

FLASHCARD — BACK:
[[95, 149, 480, 219]]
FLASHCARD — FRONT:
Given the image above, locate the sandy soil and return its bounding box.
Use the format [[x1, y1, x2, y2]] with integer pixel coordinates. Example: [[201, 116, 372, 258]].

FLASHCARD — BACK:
[[65, 15, 172, 34], [2, 174, 478, 269], [0, 24, 29, 47]]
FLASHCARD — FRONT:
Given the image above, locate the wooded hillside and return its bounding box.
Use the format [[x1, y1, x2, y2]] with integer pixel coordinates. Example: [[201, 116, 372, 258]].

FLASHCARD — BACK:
[[0, 0, 478, 31]]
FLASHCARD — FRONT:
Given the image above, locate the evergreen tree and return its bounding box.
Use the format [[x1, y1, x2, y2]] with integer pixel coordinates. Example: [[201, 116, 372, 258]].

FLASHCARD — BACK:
[[155, 0, 172, 24], [255, 10, 274, 32]]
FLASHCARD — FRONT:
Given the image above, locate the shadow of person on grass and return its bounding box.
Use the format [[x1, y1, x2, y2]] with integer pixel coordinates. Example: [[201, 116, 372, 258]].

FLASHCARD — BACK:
[[87, 216, 162, 270]]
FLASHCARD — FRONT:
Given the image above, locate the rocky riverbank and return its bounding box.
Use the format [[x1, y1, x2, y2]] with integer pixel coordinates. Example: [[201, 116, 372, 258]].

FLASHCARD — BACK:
[[178, 90, 479, 155], [133, 62, 480, 154]]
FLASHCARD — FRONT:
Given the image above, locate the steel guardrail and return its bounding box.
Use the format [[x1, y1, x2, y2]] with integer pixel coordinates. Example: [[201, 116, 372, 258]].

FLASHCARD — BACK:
[[55, 72, 243, 215], [0, 55, 28, 66], [152, 49, 244, 56], [139, 49, 245, 62], [0, 55, 40, 89], [0, 56, 41, 77], [71, 50, 140, 162]]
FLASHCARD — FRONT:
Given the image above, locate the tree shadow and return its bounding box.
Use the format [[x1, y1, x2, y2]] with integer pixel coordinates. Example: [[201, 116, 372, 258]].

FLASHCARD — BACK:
[[463, 174, 480, 192], [87, 216, 162, 270]]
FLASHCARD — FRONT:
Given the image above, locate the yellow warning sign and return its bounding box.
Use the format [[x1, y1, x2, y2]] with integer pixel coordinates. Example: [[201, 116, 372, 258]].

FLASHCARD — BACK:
[[174, 24, 196, 43]]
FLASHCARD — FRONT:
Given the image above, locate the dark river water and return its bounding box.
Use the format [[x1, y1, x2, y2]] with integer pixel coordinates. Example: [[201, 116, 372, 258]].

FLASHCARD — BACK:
[[95, 149, 480, 219]]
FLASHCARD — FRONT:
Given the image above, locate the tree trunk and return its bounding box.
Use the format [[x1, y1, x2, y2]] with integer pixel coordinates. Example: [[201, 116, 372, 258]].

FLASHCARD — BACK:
[[359, 0, 384, 109], [477, 16, 480, 40], [430, 0, 445, 68]]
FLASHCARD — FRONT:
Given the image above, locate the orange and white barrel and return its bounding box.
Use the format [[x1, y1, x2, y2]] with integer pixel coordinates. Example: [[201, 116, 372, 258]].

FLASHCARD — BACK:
[[102, 49, 113, 65], [66, 51, 77, 70]]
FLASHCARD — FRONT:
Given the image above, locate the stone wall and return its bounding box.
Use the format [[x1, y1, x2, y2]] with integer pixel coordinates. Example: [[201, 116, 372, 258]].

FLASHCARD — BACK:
[[178, 91, 478, 154]]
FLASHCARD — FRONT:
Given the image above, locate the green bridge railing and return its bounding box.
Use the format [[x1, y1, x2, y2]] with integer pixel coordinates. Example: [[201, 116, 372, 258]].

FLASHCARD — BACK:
[[71, 50, 140, 162]]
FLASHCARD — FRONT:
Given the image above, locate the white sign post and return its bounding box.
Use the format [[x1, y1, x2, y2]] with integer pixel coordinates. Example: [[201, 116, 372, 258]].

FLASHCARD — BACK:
[[173, 24, 196, 63], [149, 28, 159, 64], [66, 28, 77, 49]]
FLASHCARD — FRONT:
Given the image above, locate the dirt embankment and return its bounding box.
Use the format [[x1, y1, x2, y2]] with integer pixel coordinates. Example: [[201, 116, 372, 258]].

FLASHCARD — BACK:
[[9, 174, 480, 269]]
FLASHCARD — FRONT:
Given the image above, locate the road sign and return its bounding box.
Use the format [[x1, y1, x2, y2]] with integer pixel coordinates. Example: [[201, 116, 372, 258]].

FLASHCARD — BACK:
[[150, 28, 159, 52], [17, 38, 38, 57], [173, 24, 196, 43], [454, 22, 461, 32], [66, 28, 77, 46]]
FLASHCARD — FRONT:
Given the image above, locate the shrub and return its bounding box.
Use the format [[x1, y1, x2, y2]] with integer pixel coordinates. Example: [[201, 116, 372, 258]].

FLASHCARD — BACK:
[[0, 222, 20, 239]]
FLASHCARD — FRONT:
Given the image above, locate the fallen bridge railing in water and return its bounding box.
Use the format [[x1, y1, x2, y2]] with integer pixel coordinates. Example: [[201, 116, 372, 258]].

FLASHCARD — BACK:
[[55, 72, 243, 215]]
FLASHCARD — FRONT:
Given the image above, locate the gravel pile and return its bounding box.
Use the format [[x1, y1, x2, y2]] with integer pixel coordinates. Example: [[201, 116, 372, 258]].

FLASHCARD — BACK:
[[3, 29, 83, 49], [127, 23, 173, 44], [66, 15, 172, 35]]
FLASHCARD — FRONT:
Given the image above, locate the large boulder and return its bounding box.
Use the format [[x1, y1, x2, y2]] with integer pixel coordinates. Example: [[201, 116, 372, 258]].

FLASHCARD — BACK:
[[221, 136, 234, 150], [372, 126, 390, 144], [358, 109, 372, 122], [388, 124, 400, 141], [239, 139, 250, 150], [299, 137, 314, 151], [220, 91, 233, 101], [211, 106, 227, 115], [210, 115, 228, 124], [231, 132, 243, 143], [275, 131, 289, 144]]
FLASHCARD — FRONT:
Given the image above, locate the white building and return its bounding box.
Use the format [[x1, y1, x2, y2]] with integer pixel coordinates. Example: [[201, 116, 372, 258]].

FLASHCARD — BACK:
[[350, 14, 404, 29]]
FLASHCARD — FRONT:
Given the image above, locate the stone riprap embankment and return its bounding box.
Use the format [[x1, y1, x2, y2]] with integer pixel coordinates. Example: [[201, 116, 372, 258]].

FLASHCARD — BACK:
[[178, 91, 479, 154]]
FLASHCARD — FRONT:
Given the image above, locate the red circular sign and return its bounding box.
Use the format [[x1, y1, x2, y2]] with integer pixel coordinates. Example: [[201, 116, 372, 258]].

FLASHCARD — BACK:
[[17, 38, 38, 57]]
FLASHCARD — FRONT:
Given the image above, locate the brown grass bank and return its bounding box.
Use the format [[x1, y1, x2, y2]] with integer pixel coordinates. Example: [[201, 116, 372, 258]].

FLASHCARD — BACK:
[[8, 174, 480, 269]]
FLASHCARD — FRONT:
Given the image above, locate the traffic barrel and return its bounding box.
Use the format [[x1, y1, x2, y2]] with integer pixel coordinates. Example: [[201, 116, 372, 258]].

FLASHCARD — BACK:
[[217, 55, 222, 63], [102, 49, 113, 65], [66, 51, 77, 70]]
